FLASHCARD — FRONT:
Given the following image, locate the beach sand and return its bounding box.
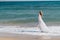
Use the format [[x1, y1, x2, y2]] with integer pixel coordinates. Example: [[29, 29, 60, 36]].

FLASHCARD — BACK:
[[0, 35, 60, 40], [0, 33, 60, 40]]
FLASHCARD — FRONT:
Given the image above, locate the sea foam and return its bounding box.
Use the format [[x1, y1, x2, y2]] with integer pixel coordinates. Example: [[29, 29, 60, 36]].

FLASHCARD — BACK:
[[0, 26, 60, 36]]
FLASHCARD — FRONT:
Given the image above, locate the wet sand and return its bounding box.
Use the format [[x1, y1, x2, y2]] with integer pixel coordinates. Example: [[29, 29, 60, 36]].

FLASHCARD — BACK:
[[0, 35, 60, 40], [0, 33, 60, 40]]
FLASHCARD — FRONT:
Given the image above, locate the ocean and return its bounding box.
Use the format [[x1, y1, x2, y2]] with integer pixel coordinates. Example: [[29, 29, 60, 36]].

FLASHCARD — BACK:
[[0, 1, 60, 26]]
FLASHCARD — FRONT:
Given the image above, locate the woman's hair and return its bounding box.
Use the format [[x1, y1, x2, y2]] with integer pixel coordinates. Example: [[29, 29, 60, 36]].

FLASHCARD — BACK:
[[39, 11, 43, 16]]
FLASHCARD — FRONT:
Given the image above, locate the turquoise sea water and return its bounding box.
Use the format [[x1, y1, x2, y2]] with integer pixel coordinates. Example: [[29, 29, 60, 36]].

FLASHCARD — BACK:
[[0, 1, 60, 24]]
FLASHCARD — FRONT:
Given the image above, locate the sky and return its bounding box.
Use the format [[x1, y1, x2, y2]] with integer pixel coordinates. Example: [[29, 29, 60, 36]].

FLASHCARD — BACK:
[[0, 0, 60, 1]]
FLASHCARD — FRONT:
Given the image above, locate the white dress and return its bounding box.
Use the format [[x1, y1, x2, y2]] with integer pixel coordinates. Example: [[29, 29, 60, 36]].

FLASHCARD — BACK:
[[38, 14, 50, 33]]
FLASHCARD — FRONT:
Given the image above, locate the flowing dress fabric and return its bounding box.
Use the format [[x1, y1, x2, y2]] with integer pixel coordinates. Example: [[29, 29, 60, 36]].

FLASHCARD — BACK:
[[38, 14, 50, 32]]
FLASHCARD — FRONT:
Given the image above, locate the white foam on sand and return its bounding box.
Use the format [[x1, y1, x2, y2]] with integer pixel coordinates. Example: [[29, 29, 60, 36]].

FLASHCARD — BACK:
[[0, 26, 60, 36]]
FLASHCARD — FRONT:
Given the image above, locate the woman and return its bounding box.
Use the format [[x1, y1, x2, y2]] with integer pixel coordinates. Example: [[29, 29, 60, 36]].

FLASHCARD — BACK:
[[38, 11, 50, 33]]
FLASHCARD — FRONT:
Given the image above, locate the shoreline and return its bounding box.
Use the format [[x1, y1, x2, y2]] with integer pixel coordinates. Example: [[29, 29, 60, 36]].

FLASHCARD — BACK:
[[0, 22, 59, 27], [0, 32, 60, 40]]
